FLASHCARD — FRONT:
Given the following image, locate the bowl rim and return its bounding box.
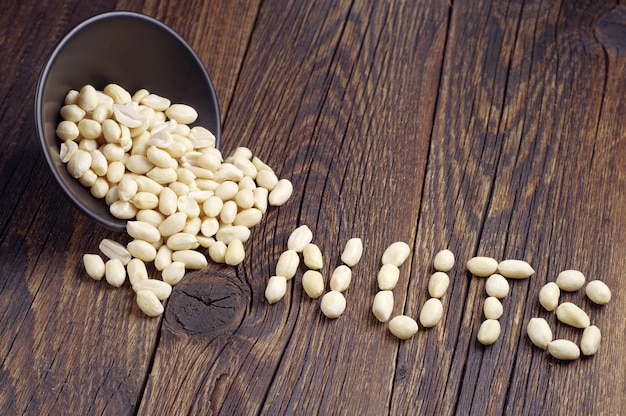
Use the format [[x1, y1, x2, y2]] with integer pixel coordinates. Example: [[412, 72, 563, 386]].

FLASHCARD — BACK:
[[34, 11, 221, 232]]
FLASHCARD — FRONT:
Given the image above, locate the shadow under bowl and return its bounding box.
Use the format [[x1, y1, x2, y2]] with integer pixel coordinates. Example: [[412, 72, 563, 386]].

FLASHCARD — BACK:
[[35, 11, 221, 232]]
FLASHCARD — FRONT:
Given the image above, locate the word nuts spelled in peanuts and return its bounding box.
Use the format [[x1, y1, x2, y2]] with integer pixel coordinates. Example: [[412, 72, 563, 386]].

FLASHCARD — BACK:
[[66, 83, 293, 317]]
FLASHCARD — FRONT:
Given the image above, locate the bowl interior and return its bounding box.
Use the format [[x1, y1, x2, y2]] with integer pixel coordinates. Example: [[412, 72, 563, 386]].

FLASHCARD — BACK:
[[35, 11, 221, 232]]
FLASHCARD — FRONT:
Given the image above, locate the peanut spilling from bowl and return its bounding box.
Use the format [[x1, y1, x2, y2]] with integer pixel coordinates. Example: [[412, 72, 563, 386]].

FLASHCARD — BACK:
[[64, 83, 293, 317]]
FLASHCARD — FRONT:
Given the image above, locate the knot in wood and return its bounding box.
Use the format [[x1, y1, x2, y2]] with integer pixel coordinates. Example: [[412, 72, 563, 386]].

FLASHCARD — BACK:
[[164, 272, 245, 336]]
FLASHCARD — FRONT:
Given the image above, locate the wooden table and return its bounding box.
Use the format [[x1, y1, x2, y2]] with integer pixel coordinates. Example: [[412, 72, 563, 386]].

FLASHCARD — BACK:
[[1, 0, 625, 414]]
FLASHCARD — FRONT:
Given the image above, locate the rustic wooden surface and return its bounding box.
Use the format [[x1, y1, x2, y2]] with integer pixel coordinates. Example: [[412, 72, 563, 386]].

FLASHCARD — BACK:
[[1, 0, 625, 414]]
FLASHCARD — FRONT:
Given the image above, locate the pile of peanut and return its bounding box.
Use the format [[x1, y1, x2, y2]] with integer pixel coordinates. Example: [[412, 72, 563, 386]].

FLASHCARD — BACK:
[[58, 84, 293, 317]]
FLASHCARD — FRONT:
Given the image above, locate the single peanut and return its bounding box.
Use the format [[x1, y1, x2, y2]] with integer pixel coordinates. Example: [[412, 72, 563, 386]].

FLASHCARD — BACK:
[[547, 339, 580, 360], [538, 282, 560, 311], [419, 298, 444, 328], [225, 239, 246, 266], [485, 274, 509, 298], [555, 269, 585, 292], [497, 259, 534, 279], [377, 263, 400, 290], [555, 302, 590, 329], [372, 290, 394, 322], [433, 249, 455, 272], [381, 241, 410, 267], [265, 275, 287, 304], [275, 249, 299, 280], [341, 237, 363, 267], [483, 296, 503, 320], [287, 225, 313, 252], [126, 220, 161, 243], [302, 270, 325, 299], [127, 258, 149, 286], [585, 280, 611, 305], [526, 317, 553, 349], [388, 315, 418, 340], [83, 254, 105, 280], [105, 258, 126, 287], [466, 256, 498, 277], [136, 290, 164, 317], [329, 265, 352, 292], [303, 243, 323, 270], [428, 272, 450, 298], [99, 238, 131, 265], [320, 290, 346, 319], [171, 249, 208, 269], [132, 279, 172, 300], [162, 261, 186, 285], [580, 325, 601, 356], [268, 178, 293, 206], [477, 319, 501, 345]]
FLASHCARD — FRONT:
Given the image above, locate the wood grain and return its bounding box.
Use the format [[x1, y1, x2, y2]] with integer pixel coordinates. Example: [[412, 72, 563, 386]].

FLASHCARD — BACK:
[[0, 0, 625, 414]]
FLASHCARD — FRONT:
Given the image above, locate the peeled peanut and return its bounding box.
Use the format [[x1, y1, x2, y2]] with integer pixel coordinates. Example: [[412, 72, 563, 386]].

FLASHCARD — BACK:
[[388, 315, 418, 340], [585, 280, 611, 305], [303, 243, 323, 270], [419, 298, 443, 328], [275, 249, 299, 279], [287, 225, 313, 252], [497, 259, 534, 279], [268, 179, 293, 206], [483, 296, 503, 320], [127, 239, 157, 262], [132, 279, 172, 300], [83, 254, 105, 280], [126, 221, 161, 243], [136, 290, 164, 317], [67, 150, 92, 178], [320, 291, 346, 319], [539, 282, 560, 311], [485, 274, 509, 298], [526, 317, 552, 349], [341, 238, 363, 267], [225, 239, 245, 266], [105, 258, 126, 287], [580, 325, 601, 356], [555, 302, 590, 329], [377, 263, 400, 290], [56, 120, 80, 141], [302, 270, 325, 299], [99, 238, 131, 265], [477, 319, 501, 345], [127, 258, 149, 286], [329, 265, 352, 292], [172, 250, 208, 269], [265, 275, 287, 304], [433, 249, 455, 272], [166, 233, 199, 251], [381, 241, 410, 267], [372, 291, 394, 322], [547, 339, 580, 360], [166, 103, 198, 124], [428, 272, 450, 298], [466, 257, 498, 277], [208, 240, 227, 263], [162, 261, 186, 285], [556, 269, 585, 292]]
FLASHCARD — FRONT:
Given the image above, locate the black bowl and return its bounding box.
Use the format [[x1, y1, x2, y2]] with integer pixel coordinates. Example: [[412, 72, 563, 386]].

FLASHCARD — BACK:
[[35, 11, 221, 232]]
